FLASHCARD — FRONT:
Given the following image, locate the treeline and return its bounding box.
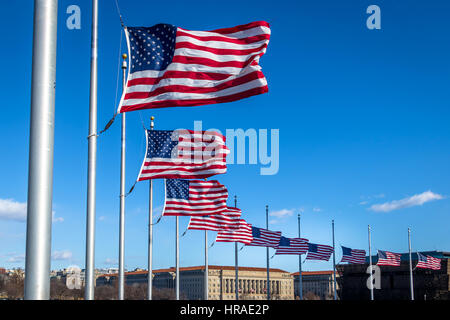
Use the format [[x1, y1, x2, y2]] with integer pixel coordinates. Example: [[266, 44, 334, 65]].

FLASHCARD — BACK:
[[0, 275, 180, 300]]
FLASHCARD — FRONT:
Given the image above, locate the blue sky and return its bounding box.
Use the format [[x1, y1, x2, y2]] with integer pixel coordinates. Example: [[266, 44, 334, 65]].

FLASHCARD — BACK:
[[1, 0, 450, 273]]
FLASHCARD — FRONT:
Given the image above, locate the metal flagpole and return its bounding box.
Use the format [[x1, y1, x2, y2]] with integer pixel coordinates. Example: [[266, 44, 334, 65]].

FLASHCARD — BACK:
[[24, 0, 58, 300], [204, 178, 208, 300], [84, 0, 98, 301], [332, 220, 337, 300], [297, 214, 303, 300], [266, 205, 270, 300], [368, 225, 374, 300], [204, 230, 208, 300], [234, 195, 239, 300], [118, 53, 127, 300], [408, 228, 414, 300], [176, 216, 180, 300], [147, 116, 154, 300]]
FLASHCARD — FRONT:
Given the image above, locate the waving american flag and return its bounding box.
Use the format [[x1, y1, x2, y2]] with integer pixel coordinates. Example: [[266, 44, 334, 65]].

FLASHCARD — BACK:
[[275, 237, 309, 255], [216, 219, 253, 244], [305, 243, 334, 261], [187, 207, 241, 231], [377, 250, 402, 266], [162, 179, 228, 216], [416, 252, 441, 270], [246, 227, 281, 248], [118, 21, 270, 112], [340, 246, 366, 264], [137, 129, 229, 180]]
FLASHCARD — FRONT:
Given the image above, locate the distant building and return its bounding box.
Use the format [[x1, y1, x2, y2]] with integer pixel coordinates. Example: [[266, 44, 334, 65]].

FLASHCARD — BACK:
[[7, 268, 24, 279], [97, 265, 294, 300], [336, 251, 450, 300], [50, 266, 83, 289], [292, 271, 338, 300], [64, 266, 82, 290]]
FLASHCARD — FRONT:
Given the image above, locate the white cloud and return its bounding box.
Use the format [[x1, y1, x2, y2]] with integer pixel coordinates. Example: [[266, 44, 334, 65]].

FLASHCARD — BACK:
[[52, 250, 73, 261], [6, 254, 25, 263], [312, 207, 322, 212], [0, 198, 63, 223], [104, 258, 118, 265], [52, 211, 64, 223], [269, 209, 294, 218], [359, 194, 386, 206], [0, 198, 27, 221], [98, 216, 106, 221], [369, 191, 444, 212]]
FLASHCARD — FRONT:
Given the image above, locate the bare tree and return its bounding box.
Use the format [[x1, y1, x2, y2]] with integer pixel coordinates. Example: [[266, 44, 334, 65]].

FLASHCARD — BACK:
[[95, 285, 116, 300], [304, 291, 321, 300], [71, 287, 84, 300], [5, 273, 24, 300], [125, 284, 147, 300], [50, 278, 70, 300], [153, 287, 176, 300], [0, 276, 5, 295]]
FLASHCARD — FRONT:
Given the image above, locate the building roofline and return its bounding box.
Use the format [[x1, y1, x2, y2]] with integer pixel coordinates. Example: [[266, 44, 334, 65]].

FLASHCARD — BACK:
[[291, 271, 334, 276], [97, 265, 290, 278]]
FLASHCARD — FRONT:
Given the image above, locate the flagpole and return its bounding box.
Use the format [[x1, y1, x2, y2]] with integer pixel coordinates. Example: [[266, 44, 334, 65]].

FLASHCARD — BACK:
[[147, 116, 154, 300], [204, 230, 208, 300], [24, 0, 58, 300], [84, 0, 98, 301], [203, 178, 209, 300], [176, 216, 180, 300], [332, 220, 337, 300], [266, 205, 270, 300], [297, 214, 303, 300], [118, 53, 127, 300], [408, 228, 414, 300], [368, 225, 374, 300], [234, 195, 239, 300]]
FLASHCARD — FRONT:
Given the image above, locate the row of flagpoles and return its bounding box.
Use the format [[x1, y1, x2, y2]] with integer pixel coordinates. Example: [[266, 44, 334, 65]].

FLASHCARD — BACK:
[[24, 1, 440, 301]]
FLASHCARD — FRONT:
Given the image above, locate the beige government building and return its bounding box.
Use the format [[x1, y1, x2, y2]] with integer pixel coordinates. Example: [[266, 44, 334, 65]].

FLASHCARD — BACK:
[[97, 265, 295, 300]]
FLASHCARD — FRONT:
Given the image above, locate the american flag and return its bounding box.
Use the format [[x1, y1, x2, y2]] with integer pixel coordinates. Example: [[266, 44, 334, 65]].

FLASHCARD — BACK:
[[305, 243, 334, 261], [275, 237, 309, 255], [187, 207, 241, 231], [340, 246, 366, 264], [246, 227, 281, 248], [118, 21, 270, 113], [162, 179, 228, 216], [216, 219, 253, 244], [416, 252, 441, 270], [137, 129, 229, 180], [377, 250, 402, 266]]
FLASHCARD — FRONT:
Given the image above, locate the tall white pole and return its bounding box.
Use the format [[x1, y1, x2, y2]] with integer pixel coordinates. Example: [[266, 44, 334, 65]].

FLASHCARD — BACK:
[[25, 0, 58, 300], [118, 54, 127, 300], [298, 214, 303, 300], [368, 225, 374, 300], [266, 205, 270, 300], [332, 220, 337, 300], [234, 195, 239, 300], [204, 230, 208, 300], [84, 0, 98, 301], [408, 228, 414, 300], [176, 216, 180, 300], [203, 178, 209, 300], [147, 116, 154, 300]]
